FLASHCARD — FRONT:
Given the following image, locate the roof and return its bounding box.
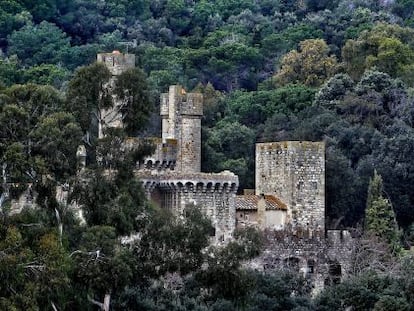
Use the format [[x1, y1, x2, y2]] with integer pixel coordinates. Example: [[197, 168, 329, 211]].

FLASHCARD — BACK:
[[235, 195, 287, 211]]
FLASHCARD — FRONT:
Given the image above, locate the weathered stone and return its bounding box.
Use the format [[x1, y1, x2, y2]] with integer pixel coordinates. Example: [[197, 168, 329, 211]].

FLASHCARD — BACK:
[[256, 141, 325, 232]]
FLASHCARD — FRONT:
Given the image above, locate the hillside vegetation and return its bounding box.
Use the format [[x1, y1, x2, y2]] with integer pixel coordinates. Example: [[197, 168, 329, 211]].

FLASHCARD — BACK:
[[1, 0, 414, 310]]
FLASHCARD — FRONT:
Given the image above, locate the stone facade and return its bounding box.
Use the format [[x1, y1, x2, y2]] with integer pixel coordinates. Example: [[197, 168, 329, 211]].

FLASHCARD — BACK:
[[250, 228, 353, 295], [138, 171, 238, 242], [137, 85, 239, 242], [160, 85, 203, 173], [255, 141, 325, 232]]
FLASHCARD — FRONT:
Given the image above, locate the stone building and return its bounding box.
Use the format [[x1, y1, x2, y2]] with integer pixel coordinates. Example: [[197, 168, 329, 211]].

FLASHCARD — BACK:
[[136, 84, 238, 243], [92, 52, 352, 289], [96, 51, 135, 138], [255, 141, 326, 232]]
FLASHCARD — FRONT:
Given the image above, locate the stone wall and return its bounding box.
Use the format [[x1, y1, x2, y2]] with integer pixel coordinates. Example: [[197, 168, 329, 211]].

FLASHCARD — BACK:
[[250, 228, 354, 294], [256, 141, 325, 232], [138, 171, 239, 242], [160, 85, 203, 173]]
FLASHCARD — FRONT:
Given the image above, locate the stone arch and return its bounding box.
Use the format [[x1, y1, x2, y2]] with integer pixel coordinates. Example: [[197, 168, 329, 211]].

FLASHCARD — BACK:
[[223, 182, 229, 192], [214, 182, 221, 191], [146, 160, 153, 169], [196, 182, 204, 191], [185, 181, 195, 191]]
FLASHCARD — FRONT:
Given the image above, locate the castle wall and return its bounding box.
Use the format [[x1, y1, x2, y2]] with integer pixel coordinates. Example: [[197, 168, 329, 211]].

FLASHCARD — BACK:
[[139, 171, 238, 243], [256, 141, 325, 232], [249, 229, 354, 295]]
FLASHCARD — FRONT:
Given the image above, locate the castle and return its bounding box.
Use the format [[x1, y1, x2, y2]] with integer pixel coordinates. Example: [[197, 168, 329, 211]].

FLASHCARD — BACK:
[[97, 51, 353, 292], [8, 51, 353, 291], [97, 51, 327, 240]]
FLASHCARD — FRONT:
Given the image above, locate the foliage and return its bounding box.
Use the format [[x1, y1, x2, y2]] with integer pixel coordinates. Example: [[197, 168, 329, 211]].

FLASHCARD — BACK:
[[365, 171, 401, 250], [342, 23, 414, 85], [274, 39, 339, 87], [8, 21, 71, 66]]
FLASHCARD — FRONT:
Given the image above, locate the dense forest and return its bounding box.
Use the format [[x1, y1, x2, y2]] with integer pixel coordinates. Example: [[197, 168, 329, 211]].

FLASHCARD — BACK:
[[1, 0, 414, 310]]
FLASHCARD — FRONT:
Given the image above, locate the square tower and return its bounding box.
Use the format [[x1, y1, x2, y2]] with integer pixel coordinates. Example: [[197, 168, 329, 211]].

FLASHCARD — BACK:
[[255, 141, 325, 232], [160, 85, 203, 173]]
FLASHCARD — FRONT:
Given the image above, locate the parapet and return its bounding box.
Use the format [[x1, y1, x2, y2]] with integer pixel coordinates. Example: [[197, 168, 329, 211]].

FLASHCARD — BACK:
[[137, 138, 178, 170], [97, 51, 135, 76], [160, 85, 203, 117], [137, 171, 239, 193], [257, 141, 325, 152]]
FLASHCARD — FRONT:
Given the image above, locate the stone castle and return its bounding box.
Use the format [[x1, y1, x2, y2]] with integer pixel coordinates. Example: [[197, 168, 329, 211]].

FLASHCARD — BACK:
[[97, 51, 327, 239], [96, 51, 353, 291]]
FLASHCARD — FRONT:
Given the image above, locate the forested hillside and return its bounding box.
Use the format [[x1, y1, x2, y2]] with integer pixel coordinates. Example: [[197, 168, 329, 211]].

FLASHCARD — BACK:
[[2, 0, 414, 310]]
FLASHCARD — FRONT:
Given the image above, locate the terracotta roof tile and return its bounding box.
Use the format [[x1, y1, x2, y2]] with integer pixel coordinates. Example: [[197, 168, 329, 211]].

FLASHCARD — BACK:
[[235, 195, 287, 211]]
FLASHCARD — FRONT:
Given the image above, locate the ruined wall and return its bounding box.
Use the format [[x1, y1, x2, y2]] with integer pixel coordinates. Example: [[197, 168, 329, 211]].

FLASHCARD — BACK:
[[256, 141, 325, 232], [249, 228, 354, 294]]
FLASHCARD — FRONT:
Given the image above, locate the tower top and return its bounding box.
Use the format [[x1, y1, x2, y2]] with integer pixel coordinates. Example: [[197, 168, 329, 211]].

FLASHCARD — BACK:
[[160, 85, 203, 117], [97, 51, 135, 76]]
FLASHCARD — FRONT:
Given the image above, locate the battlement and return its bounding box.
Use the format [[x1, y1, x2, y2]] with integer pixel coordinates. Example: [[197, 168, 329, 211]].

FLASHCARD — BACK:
[[256, 141, 325, 152], [160, 85, 203, 117], [256, 141, 325, 232], [138, 170, 239, 243], [97, 51, 135, 76]]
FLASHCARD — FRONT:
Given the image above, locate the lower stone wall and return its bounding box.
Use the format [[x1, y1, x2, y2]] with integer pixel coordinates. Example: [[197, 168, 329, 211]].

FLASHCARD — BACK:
[[248, 229, 354, 294]]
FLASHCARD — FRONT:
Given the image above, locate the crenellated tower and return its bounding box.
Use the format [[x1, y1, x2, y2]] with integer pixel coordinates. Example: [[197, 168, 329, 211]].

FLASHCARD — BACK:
[[160, 85, 203, 173], [255, 141, 325, 232]]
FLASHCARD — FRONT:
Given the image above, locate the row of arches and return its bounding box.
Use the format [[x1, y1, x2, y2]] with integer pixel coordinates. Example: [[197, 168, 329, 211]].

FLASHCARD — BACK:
[[142, 180, 238, 193]]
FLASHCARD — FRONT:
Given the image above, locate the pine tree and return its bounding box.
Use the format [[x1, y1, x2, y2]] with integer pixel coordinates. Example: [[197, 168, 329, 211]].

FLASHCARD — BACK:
[[365, 170, 401, 251]]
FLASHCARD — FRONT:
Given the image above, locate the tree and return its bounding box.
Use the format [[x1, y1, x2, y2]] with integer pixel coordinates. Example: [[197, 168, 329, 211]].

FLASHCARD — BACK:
[[274, 39, 338, 87], [66, 62, 112, 136], [113, 68, 152, 136], [342, 23, 414, 85], [365, 171, 401, 251], [7, 21, 71, 66]]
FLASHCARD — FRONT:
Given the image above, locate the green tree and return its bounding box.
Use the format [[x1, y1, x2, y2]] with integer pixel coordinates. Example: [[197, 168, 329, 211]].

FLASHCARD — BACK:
[[342, 23, 414, 85], [365, 171, 401, 250], [113, 68, 152, 136], [274, 39, 338, 87], [7, 21, 71, 66], [66, 62, 112, 135]]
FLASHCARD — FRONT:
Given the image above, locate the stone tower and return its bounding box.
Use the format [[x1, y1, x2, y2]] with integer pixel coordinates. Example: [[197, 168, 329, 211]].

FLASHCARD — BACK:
[[255, 141, 325, 232], [160, 85, 203, 173], [96, 51, 135, 138]]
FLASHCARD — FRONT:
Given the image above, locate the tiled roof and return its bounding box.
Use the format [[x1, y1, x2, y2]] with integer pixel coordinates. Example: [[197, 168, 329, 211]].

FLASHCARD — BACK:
[[235, 195, 287, 211]]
